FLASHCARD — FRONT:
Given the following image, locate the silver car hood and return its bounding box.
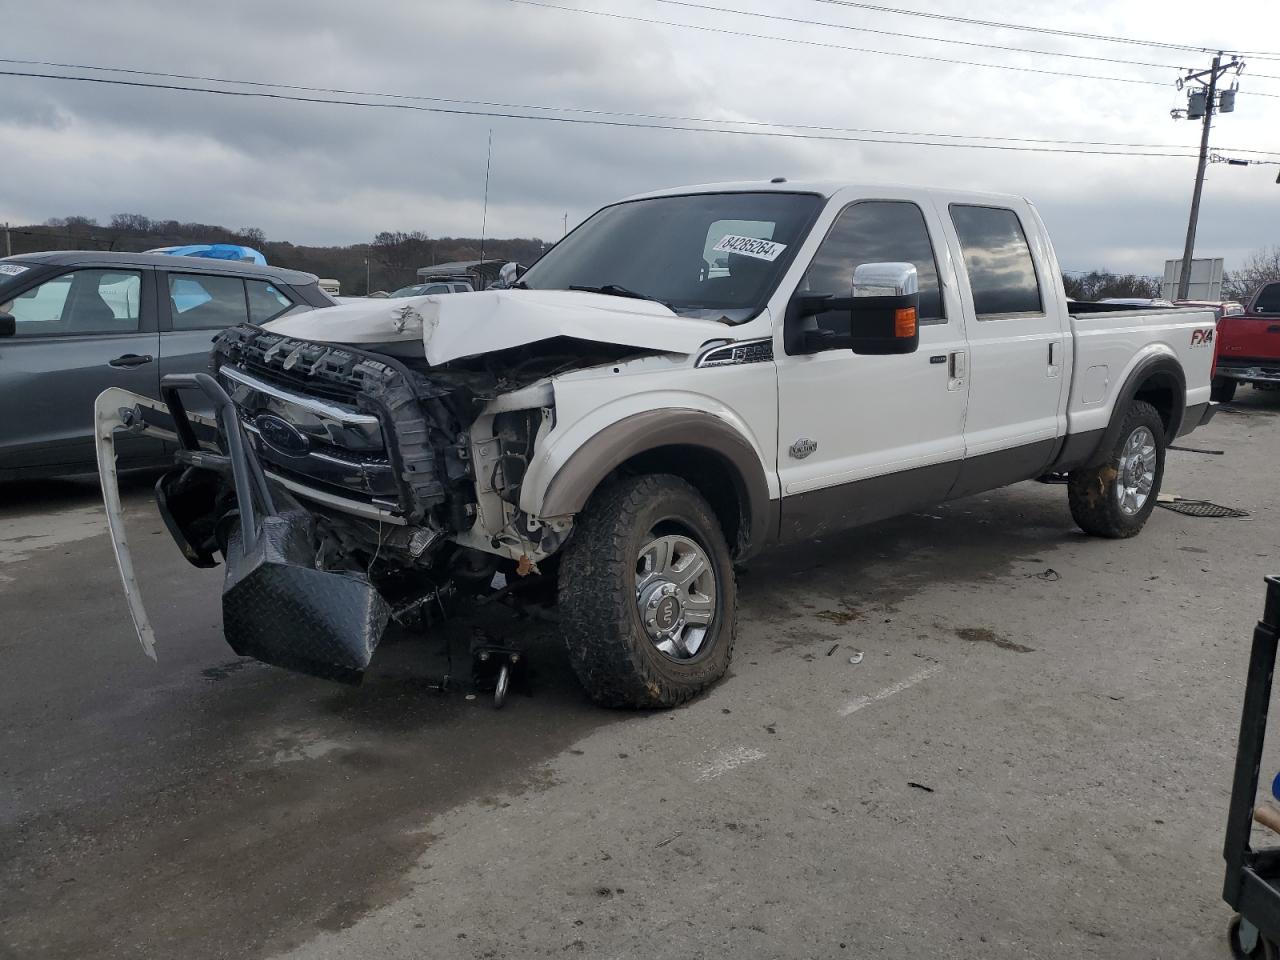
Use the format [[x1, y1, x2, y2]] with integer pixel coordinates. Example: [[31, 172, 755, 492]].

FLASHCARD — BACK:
[[263, 289, 731, 364]]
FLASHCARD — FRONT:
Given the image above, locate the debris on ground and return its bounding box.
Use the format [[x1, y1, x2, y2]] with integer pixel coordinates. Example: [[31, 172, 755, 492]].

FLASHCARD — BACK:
[[826, 643, 840, 657], [1167, 444, 1225, 455], [1032, 568, 1061, 582], [955, 627, 1035, 654], [848, 652, 864, 665], [1156, 495, 1251, 519], [907, 782, 935, 793]]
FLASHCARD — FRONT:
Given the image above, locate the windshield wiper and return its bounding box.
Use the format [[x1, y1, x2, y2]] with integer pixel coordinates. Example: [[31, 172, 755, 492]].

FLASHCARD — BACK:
[[568, 283, 673, 310]]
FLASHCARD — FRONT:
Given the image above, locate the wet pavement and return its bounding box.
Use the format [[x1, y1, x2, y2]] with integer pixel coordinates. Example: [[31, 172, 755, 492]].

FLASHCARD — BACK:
[[2, 390, 1278, 959]]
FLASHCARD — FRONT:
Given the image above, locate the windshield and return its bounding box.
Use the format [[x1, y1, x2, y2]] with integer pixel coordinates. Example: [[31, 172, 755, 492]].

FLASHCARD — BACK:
[[519, 191, 823, 323]]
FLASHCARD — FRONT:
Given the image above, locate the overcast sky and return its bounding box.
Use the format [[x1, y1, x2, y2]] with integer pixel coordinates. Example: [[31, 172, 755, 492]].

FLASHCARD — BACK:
[[2, 0, 1278, 275]]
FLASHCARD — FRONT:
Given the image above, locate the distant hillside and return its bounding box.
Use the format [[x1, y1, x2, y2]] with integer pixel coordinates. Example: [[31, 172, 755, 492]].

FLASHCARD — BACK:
[[5, 215, 550, 294]]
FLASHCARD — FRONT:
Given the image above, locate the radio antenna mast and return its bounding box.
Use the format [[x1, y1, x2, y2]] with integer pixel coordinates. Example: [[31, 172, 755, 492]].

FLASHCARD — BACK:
[[479, 129, 493, 267]]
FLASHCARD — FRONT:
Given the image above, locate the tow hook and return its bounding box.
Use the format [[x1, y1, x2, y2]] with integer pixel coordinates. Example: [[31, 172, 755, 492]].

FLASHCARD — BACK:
[[470, 630, 525, 709]]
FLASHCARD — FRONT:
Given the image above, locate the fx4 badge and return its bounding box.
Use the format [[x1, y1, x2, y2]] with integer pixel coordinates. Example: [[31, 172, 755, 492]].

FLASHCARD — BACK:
[[789, 438, 818, 459], [1191, 327, 1214, 347]]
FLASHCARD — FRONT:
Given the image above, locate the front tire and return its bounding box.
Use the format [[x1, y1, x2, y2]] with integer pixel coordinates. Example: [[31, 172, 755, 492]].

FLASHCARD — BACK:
[[1068, 400, 1166, 539], [558, 474, 736, 708], [1212, 376, 1238, 403]]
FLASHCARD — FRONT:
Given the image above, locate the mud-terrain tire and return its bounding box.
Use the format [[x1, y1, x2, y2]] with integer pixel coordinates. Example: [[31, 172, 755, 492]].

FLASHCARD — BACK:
[[1068, 400, 1166, 539], [558, 474, 736, 708], [1211, 376, 1238, 403]]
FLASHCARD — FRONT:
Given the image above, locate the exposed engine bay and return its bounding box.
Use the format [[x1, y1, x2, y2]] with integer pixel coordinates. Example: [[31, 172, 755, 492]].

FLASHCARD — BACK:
[[95, 323, 657, 685]]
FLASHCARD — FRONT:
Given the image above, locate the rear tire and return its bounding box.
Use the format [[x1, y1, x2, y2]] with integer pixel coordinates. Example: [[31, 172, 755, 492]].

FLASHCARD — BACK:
[[1068, 400, 1165, 539], [558, 474, 736, 708], [1212, 376, 1238, 403]]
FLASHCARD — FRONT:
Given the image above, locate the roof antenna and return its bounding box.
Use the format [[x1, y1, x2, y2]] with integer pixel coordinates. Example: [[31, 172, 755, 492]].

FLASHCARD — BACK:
[[479, 129, 493, 268]]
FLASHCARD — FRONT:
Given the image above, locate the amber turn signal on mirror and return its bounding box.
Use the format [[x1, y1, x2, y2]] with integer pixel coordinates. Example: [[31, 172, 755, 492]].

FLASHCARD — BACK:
[[894, 307, 917, 338]]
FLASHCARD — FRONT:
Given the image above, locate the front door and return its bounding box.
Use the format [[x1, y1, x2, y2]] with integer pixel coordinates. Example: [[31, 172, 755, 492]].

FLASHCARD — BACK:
[[0, 267, 160, 473], [776, 198, 969, 541], [941, 202, 1068, 497]]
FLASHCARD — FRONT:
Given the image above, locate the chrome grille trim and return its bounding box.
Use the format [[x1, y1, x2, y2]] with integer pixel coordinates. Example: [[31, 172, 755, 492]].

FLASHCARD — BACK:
[[219, 365, 380, 426]]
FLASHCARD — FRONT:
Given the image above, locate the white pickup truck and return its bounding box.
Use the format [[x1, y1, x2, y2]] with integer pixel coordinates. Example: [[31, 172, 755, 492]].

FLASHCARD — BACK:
[[96, 179, 1217, 708]]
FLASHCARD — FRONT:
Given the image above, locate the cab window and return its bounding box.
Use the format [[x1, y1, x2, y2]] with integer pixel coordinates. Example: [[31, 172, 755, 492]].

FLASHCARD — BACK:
[[949, 205, 1043, 317], [799, 200, 946, 324]]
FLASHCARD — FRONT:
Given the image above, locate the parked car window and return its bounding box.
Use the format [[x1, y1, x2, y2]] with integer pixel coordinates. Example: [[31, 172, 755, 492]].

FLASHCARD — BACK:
[[799, 200, 946, 323], [5, 270, 142, 337], [949, 205, 1043, 317], [450, 283, 471, 293], [246, 280, 293, 323], [1254, 283, 1280, 316], [169, 274, 248, 330]]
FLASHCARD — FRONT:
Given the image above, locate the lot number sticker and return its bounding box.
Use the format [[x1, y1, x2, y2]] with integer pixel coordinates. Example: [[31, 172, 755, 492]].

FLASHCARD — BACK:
[[713, 234, 786, 262], [0, 264, 29, 277]]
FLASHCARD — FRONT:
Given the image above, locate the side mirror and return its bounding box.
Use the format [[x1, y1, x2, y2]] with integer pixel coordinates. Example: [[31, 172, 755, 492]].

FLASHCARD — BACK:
[[0, 313, 15, 338], [848, 262, 920, 355], [497, 262, 528, 288], [786, 262, 920, 356]]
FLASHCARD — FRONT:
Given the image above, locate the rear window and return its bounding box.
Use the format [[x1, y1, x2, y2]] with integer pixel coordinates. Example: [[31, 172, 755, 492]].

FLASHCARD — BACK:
[[1253, 283, 1280, 316], [949, 205, 1043, 316], [169, 274, 249, 330]]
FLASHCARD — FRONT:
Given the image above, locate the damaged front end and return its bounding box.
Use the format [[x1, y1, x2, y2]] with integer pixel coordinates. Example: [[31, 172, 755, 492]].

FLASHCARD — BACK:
[[97, 372, 392, 682], [97, 324, 560, 683]]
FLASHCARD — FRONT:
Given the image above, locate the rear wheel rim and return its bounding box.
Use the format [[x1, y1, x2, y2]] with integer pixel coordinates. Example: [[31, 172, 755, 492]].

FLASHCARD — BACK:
[[1115, 425, 1157, 516], [635, 533, 717, 661]]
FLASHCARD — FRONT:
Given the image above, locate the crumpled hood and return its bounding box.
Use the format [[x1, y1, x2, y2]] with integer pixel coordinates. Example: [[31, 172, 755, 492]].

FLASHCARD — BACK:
[[264, 289, 732, 365]]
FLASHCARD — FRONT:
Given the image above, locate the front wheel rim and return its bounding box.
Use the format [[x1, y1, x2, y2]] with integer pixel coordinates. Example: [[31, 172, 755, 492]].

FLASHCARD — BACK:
[[1115, 425, 1157, 516], [635, 533, 717, 661]]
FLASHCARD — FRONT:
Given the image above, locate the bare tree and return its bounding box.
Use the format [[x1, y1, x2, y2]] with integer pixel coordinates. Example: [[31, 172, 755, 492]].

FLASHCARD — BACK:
[[371, 231, 434, 286], [110, 213, 154, 233], [1225, 246, 1280, 303], [1062, 271, 1161, 301]]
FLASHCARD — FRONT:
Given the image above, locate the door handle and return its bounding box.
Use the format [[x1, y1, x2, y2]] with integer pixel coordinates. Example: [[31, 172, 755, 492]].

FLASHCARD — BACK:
[[109, 354, 154, 368], [948, 351, 966, 391], [1049, 342, 1057, 365]]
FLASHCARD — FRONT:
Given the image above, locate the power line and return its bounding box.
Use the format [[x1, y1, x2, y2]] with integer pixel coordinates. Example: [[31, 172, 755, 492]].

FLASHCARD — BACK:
[[0, 68, 1213, 158], [8, 56, 1275, 155], [804, 0, 1280, 58], [510, 0, 1173, 88], [644, 0, 1189, 73]]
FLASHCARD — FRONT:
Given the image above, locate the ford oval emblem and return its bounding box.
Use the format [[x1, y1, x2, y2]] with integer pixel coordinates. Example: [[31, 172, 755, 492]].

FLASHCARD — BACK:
[[254, 413, 310, 456]]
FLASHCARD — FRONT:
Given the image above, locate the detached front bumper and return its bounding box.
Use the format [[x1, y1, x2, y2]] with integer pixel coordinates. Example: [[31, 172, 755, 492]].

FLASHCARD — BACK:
[[95, 373, 391, 683]]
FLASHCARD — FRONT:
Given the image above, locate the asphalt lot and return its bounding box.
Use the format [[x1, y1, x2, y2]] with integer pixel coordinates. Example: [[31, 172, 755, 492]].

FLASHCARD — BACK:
[[2, 391, 1278, 960]]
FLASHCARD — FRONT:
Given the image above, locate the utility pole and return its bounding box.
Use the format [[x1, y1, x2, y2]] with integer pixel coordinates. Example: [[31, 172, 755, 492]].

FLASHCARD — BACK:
[[562, 213, 568, 237], [1172, 53, 1242, 299], [366, 243, 372, 295], [3, 222, 10, 258]]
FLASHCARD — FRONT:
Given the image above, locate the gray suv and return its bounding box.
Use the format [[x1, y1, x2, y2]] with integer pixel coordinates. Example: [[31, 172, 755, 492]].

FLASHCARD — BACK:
[[0, 251, 334, 481]]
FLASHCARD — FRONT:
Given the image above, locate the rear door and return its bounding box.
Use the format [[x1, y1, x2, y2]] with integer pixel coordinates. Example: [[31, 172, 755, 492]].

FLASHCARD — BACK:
[[775, 196, 969, 539], [0, 266, 160, 472], [940, 202, 1069, 496]]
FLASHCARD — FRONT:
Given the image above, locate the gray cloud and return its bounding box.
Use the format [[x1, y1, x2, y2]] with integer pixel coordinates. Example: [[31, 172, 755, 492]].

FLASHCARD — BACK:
[[1, 0, 1277, 276]]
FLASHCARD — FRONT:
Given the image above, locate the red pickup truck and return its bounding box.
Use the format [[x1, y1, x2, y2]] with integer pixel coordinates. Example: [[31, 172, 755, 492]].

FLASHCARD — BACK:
[[1209, 282, 1280, 402]]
